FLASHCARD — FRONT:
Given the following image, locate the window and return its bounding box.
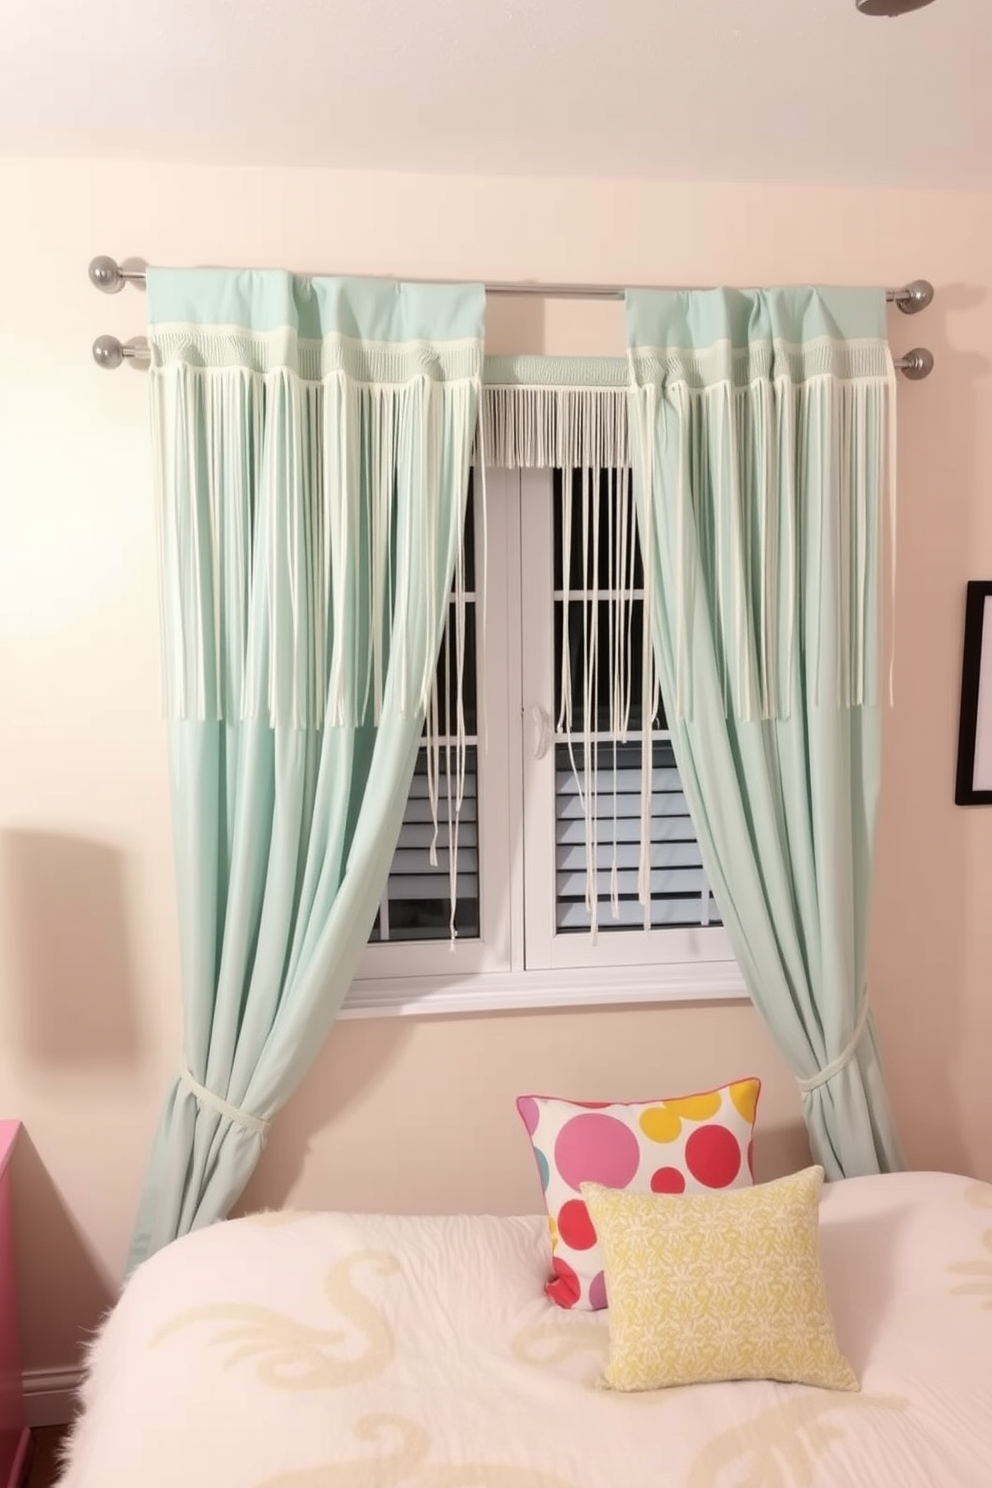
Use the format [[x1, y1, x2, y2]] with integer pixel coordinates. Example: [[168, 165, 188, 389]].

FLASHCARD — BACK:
[[347, 466, 742, 1016]]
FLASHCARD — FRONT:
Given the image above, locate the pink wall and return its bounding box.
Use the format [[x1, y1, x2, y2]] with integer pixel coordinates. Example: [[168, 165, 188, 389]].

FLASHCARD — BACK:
[[0, 159, 990, 1378]]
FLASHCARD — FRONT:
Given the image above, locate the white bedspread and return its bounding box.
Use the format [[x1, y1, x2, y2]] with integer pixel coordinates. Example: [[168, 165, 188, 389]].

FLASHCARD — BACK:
[[57, 1171, 992, 1487]]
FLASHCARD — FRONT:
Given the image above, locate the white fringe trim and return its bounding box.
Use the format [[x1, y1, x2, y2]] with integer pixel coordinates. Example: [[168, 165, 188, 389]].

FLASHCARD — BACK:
[[627, 371, 896, 721], [479, 385, 629, 470], [153, 369, 479, 734]]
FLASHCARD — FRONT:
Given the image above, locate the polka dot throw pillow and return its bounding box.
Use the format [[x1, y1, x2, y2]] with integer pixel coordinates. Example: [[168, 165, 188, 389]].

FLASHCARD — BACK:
[[515, 1079, 760, 1310]]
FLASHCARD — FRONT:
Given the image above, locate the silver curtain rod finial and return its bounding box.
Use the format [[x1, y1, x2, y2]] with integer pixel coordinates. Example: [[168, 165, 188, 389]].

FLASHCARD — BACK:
[[89, 256, 147, 293], [89, 256, 126, 294], [895, 279, 935, 315], [92, 334, 125, 368], [92, 334, 150, 370], [896, 347, 934, 380]]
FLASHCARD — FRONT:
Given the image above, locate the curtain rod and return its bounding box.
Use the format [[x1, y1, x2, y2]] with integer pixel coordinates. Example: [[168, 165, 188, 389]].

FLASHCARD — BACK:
[[88, 256, 935, 310], [86, 256, 936, 379]]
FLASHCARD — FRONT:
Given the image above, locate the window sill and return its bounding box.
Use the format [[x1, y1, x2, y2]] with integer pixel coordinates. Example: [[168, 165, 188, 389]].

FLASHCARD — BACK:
[[342, 959, 749, 1019]]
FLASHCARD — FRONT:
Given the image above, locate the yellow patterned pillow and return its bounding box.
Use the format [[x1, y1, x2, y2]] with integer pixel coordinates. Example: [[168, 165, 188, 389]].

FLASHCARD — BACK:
[[581, 1165, 858, 1392]]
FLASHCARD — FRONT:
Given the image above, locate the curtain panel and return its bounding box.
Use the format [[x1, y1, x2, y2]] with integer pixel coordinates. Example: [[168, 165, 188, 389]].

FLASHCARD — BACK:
[[128, 270, 484, 1270], [626, 287, 903, 1178]]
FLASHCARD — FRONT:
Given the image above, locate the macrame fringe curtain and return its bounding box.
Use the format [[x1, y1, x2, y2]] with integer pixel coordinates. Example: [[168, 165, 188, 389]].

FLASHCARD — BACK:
[[128, 270, 484, 1270], [625, 285, 903, 1178], [153, 337, 481, 928], [152, 328, 897, 957]]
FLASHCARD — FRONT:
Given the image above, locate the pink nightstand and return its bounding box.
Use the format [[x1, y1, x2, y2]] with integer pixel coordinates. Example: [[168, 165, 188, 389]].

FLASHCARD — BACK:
[[0, 1124, 29, 1488]]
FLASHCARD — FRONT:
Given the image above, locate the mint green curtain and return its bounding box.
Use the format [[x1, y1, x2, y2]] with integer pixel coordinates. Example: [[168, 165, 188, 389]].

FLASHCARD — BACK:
[[128, 270, 484, 1270], [626, 288, 903, 1178]]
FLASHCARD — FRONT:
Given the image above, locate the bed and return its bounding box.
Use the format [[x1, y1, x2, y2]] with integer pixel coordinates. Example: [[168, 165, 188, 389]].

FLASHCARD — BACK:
[[56, 1170, 992, 1488]]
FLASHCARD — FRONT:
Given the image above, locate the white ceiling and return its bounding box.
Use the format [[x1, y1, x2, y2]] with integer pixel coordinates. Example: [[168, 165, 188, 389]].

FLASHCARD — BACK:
[[1, 0, 990, 189]]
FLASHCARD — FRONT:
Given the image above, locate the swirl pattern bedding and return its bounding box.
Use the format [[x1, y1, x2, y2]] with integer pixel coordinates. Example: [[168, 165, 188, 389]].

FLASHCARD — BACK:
[[57, 1171, 992, 1488]]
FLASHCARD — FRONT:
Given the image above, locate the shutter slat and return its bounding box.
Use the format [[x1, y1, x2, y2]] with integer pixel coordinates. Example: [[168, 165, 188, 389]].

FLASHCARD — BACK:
[[555, 766, 682, 796], [400, 796, 478, 826], [406, 772, 478, 801], [556, 841, 702, 872], [374, 922, 466, 943], [396, 822, 479, 850], [555, 789, 689, 822], [557, 866, 708, 899], [386, 873, 479, 899], [556, 897, 713, 931], [556, 814, 695, 845], [390, 847, 479, 873]]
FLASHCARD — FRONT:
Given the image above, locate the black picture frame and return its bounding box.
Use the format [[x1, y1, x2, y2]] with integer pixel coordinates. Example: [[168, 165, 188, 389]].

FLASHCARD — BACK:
[[954, 580, 992, 806]]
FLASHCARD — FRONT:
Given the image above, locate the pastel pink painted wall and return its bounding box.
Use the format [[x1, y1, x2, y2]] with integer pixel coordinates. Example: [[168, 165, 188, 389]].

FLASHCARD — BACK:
[[0, 159, 990, 1377]]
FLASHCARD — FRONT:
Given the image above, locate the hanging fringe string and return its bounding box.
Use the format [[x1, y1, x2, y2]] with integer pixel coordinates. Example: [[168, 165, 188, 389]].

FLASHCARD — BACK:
[[417, 382, 478, 945], [627, 359, 893, 726], [556, 468, 588, 922], [184, 368, 206, 718], [153, 361, 481, 747], [448, 399, 474, 942], [637, 387, 657, 911], [150, 370, 171, 720], [555, 460, 646, 935], [583, 468, 599, 936], [672, 383, 690, 721], [478, 380, 629, 471], [475, 402, 490, 756], [884, 357, 898, 705], [157, 360, 894, 738]]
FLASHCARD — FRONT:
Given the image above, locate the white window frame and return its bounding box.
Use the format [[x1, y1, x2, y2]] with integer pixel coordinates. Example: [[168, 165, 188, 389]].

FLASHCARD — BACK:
[[345, 467, 745, 1018]]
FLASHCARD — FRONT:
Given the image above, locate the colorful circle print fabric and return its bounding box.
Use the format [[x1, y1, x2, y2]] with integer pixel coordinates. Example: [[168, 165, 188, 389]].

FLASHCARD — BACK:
[[515, 1079, 761, 1310]]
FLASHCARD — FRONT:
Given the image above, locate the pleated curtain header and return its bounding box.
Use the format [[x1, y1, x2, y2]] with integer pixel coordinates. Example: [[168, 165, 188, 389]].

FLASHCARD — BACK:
[[626, 286, 893, 386], [147, 267, 488, 370], [625, 285, 895, 722]]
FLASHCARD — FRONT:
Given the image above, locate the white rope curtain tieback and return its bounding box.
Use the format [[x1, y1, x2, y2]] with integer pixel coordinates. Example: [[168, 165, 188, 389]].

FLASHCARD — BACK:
[[179, 1061, 271, 1139], [796, 996, 872, 1095]]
